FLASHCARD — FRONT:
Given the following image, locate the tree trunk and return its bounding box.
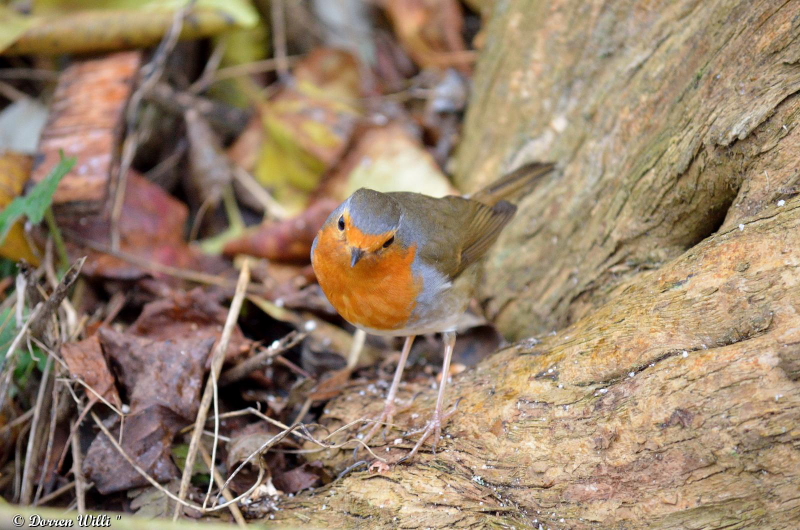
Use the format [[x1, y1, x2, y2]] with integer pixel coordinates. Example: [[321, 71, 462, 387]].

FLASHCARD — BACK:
[[273, 0, 800, 527]]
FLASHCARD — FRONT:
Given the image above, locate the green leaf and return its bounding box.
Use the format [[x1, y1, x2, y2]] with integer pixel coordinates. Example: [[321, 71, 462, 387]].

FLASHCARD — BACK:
[[0, 155, 75, 244]]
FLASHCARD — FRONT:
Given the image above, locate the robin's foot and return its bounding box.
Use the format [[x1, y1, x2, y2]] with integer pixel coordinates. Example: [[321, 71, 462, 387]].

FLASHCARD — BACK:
[[361, 400, 398, 445], [399, 401, 459, 462]]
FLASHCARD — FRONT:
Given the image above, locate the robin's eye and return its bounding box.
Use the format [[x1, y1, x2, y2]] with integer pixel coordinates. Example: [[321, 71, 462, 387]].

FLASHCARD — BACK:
[[383, 236, 395, 248], [338, 216, 345, 231]]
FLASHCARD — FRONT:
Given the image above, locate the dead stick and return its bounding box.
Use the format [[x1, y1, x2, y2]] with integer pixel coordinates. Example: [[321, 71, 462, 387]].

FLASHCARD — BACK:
[[34, 481, 75, 506], [20, 355, 53, 505], [219, 331, 307, 386], [173, 260, 250, 520], [71, 421, 85, 514], [198, 445, 247, 528], [271, 0, 290, 82]]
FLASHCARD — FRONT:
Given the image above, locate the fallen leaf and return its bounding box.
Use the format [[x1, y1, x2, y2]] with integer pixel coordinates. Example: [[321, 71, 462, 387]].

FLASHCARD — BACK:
[[31, 51, 141, 209], [98, 328, 214, 419], [319, 123, 456, 200], [255, 49, 364, 214], [61, 335, 122, 409], [0, 152, 38, 264], [128, 288, 251, 362], [61, 171, 217, 281], [272, 462, 324, 494], [379, 0, 473, 72], [223, 198, 338, 262], [294, 48, 366, 102], [5, 0, 259, 55], [128, 479, 184, 519], [83, 405, 184, 494]]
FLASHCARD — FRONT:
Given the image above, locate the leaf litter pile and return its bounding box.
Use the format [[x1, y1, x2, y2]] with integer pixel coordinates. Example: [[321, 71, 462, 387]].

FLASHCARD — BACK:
[[0, 0, 502, 523]]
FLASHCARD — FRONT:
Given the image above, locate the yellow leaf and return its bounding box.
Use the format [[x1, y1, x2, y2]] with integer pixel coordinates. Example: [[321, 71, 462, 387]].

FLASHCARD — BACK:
[[0, 153, 39, 265], [2, 0, 259, 55]]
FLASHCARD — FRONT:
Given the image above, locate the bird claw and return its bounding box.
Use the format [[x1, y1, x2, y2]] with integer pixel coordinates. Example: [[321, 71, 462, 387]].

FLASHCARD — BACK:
[[399, 401, 460, 462], [353, 400, 405, 459]]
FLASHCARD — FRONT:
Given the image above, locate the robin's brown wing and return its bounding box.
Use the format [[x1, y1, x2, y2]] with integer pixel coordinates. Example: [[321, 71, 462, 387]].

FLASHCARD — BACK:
[[392, 193, 517, 280]]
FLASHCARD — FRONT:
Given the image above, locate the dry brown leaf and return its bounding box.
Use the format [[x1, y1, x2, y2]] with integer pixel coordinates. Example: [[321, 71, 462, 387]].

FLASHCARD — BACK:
[[61, 172, 219, 281], [128, 288, 251, 363], [61, 335, 122, 409], [98, 328, 215, 419], [185, 108, 232, 212], [380, 0, 473, 72], [83, 405, 185, 495], [273, 462, 324, 494], [223, 198, 338, 262], [32, 51, 141, 210]]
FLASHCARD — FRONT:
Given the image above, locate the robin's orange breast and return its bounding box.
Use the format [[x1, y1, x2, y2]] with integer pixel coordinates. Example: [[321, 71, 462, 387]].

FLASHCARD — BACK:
[[312, 225, 422, 331]]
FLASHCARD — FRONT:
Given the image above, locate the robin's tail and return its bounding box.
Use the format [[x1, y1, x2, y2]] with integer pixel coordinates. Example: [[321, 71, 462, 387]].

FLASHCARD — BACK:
[[470, 162, 555, 207]]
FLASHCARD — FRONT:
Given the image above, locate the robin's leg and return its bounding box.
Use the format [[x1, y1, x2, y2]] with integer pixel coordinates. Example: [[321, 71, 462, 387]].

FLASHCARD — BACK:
[[402, 330, 457, 460], [361, 335, 416, 445]]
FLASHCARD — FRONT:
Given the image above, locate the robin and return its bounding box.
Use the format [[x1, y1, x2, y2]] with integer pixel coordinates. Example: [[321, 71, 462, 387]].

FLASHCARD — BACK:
[[311, 162, 555, 458]]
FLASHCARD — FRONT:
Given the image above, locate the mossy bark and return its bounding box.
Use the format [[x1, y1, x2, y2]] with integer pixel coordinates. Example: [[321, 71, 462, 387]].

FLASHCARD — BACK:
[[272, 0, 800, 527]]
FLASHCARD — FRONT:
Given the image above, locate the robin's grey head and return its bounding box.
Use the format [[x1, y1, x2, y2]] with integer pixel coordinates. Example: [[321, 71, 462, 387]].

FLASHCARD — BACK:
[[347, 188, 403, 235], [331, 189, 402, 266]]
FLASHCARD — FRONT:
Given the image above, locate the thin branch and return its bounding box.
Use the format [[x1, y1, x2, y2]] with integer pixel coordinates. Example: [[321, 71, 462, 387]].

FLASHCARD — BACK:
[[219, 330, 308, 386], [34, 480, 75, 506], [212, 56, 301, 84], [20, 355, 53, 505], [173, 260, 251, 520], [110, 0, 195, 251], [271, 0, 291, 82], [199, 444, 247, 528], [71, 420, 86, 514]]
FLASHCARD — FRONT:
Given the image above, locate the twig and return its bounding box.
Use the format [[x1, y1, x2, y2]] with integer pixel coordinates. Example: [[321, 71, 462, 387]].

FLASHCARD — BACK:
[[219, 331, 308, 386], [44, 207, 70, 273], [0, 80, 28, 101], [199, 445, 247, 528], [90, 411, 263, 513], [271, 0, 290, 82], [61, 230, 271, 296], [33, 377, 62, 505], [0, 68, 59, 81], [34, 481, 75, 506], [20, 354, 53, 505], [0, 408, 34, 438], [190, 39, 227, 94], [232, 166, 290, 220], [110, 0, 195, 251], [70, 421, 86, 514], [211, 56, 301, 84], [217, 425, 295, 498], [173, 260, 251, 520]]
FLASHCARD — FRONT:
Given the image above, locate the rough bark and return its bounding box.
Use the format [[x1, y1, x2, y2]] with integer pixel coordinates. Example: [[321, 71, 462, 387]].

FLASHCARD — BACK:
[[456, 0, 800, 340], [272, 0, 800, 527]]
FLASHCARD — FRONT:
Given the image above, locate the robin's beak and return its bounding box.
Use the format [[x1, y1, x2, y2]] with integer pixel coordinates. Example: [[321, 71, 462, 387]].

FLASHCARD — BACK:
[[350, 248, 364, 267]]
